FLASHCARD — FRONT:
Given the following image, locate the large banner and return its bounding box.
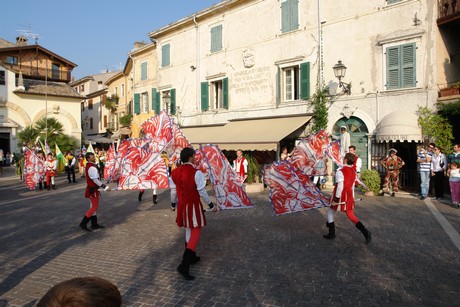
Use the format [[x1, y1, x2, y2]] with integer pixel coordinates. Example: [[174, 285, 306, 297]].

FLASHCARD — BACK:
[[199, 144, 253, 210]]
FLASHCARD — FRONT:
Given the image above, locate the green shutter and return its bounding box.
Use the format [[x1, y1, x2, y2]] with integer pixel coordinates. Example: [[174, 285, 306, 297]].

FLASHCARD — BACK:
[[141, 62, 147, 80], [290, 0, 299, 31], [134, 93, 141, 114], [156, 92, 161, 114], [300, 62, 310, 99], [276, 66, 280, 105], [402, 43, 416, 88], [211, 25, 223, 53], [386, 46, 400, 89], [161, 44, 170, 67], [387, 0, 401, 4], [201, 82, 209, 111], [281, 1, 290, 33], [170, 88, 176, 115], [281, 0, 298, 33], [151, 88, 160, 114], [223, 78, 229, 109]]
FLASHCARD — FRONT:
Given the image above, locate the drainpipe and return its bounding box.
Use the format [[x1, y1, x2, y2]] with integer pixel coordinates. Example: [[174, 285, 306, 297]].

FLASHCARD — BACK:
[[193, 15, 200, 116], [128, 53, 135, 115], [317, 0, 323, 88]]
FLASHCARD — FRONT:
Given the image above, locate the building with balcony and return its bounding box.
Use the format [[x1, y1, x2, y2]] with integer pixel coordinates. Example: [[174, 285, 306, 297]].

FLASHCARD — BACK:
[[0, 36, 82, 154], [71, 71, 119, 146], [139, 0, 454, 189]]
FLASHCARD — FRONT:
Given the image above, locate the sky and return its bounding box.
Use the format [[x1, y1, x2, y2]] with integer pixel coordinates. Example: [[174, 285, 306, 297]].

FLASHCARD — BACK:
[[1, 0, 222, 80]]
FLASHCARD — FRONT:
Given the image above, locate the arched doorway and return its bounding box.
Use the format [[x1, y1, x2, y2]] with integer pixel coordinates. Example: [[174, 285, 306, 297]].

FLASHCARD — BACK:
[[333, 116, 369, 169]]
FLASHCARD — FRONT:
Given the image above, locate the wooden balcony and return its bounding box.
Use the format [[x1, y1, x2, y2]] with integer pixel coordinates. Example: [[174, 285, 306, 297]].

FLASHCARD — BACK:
[[1, 62, 71, 82], [438, 0, 460, 26]]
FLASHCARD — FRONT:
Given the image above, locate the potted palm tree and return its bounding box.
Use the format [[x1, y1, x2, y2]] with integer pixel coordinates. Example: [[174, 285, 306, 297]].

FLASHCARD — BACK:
[[243, 152, 264, 193]]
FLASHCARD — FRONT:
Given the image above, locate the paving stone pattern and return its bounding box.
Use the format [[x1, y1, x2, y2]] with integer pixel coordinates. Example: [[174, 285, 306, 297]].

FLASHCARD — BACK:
[[0, 166, 459, 306]]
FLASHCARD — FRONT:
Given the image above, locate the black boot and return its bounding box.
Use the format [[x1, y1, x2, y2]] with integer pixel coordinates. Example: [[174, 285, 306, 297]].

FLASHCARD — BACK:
[[138, 190, 144, 202], [52, 184, 56, 190], [79, 216, 91, 232], [323, 222, 336, 239], [47, 183, 51, 191], [171, 202, 176, 211], [184, 242, 201, 264], [355, 222, 372, 244], [177, 248, 195, 280], [90, 215, 105, 229], [152, 194, 157, 204], [38, 182, 43, 190]]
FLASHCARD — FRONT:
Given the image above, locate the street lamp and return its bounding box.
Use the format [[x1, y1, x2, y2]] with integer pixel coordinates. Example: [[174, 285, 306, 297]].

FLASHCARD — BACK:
[[162, 91, 171, 114], [333, 60, 351, 95]]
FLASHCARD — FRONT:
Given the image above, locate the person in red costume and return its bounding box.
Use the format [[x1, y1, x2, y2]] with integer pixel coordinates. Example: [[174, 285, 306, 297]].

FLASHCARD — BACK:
[[79, 152, 111, 232], [172, 147, 215, 280], [44, 152, 57, 190], [323, 152, 372, 244], [232, 149, 248, 182]]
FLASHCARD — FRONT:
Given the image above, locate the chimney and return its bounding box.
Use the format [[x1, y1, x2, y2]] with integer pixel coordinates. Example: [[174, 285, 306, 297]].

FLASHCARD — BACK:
[[133, 41, 146, 49], [17, 71, 25, 91], [16, 36, 28, 46]]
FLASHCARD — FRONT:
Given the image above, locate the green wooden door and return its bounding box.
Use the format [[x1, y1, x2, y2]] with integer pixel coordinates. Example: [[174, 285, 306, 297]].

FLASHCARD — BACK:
[[333, 116, 369, 170]]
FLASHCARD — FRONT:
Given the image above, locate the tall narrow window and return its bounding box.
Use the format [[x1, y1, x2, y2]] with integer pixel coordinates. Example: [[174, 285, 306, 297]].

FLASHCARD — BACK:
[[210, 25, 223, 53], [52, 63, 60, 79], [0, 71, 5, 85], [121, 84, 125, 97], [283, 66, 299, 101], [386, 43, 416, 90], [90, 118, 93, 130], [281, 0, 299, 33], [140, 62, 148, 80], [88, 99, 93, 110], [162, 43, 170, 67], [142, 92, 149, 113]]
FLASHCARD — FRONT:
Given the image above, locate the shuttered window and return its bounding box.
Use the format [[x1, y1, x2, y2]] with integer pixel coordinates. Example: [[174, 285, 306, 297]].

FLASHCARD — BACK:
[[211, 25, 223, 53], [161, 44, 170, 67], [386, 43, 416, 90], [222, 77, 228, 109], [170, 88, 176, 115], [151, 88, 160, 115], [141, 62, 147, 80], [281, 0, 299, 33], [134, 93, 141, 114], [201, 82, 209, 111], [299, 62, 310, 99]]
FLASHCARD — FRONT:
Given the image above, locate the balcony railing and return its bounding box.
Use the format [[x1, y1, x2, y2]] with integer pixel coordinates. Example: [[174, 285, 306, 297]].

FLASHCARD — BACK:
[[0, 62, 71, 82], [438, 0, 460, 18]]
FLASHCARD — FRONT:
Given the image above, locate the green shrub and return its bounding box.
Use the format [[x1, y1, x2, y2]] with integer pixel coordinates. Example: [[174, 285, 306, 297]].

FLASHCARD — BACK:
[[245, 153, 261, 184], [359, 169, 381, 195]]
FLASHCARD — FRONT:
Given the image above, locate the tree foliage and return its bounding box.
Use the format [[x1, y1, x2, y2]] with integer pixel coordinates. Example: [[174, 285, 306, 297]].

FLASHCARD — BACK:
[[17, 118, 79, 153], [309, 86, 330, 133], [416, 106, 453, 153]]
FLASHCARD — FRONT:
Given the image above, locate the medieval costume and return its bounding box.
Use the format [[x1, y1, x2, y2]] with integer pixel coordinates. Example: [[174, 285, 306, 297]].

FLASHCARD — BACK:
[[45, 153, 57, 190], [79, 153, 108, 231], [381, 148, 405, 196], [323, 153, 371, 244], [171, 148, 214, 280]]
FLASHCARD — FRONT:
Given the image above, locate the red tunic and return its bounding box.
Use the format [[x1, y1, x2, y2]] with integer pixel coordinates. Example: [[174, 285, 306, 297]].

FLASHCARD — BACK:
[[85, 162, 101, 199], [171, 164, 206, 228], [331, 165, 355, 212]]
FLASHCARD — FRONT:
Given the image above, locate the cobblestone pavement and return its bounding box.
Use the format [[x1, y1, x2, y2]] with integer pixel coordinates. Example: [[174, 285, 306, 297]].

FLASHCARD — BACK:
[[1, 166, 460, 306]]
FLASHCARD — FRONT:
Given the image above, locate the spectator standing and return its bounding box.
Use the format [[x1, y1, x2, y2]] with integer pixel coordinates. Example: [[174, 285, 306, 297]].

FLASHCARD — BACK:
[[339, 126, 350, 157], [416, 145, 432, 199], [449, 162, 460, 208], [431, 146, 448, 200], [447, 143, 460, 175]]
